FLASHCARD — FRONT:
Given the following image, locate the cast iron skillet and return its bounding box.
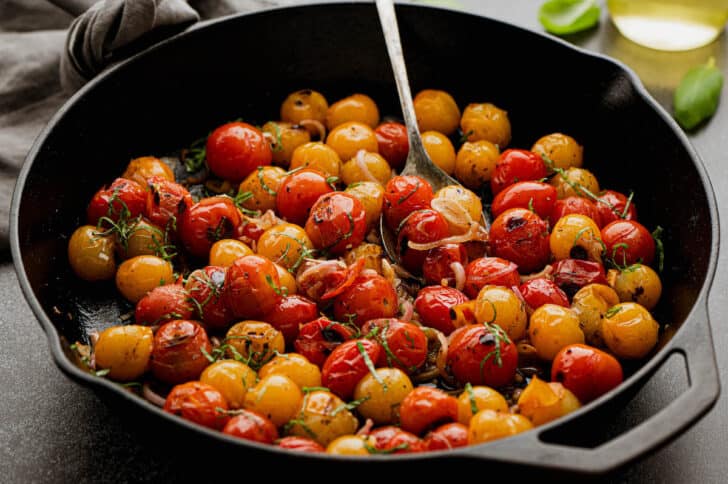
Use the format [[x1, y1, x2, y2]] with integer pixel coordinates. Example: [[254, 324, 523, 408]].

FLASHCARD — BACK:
[[10, 2, 720, 476]]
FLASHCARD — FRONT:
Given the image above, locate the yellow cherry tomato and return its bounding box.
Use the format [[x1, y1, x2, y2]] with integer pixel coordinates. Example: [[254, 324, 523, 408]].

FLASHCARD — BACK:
[[431, 184, 483, 235], [326, 435, 373, 456], [256, 223, 313, 270], [122, 156, 174, 186], [326, 121, 379, 162], [450, 300, 478, 329], [258, 353, 322, 389], [238, 166, 287, 213], [353, 368, 413, 425], [288, 390, 359, 446], [326, 93, 380, 130], [457, 385, 509, 425], [571, 284, 620, 346], [200, 360, 257, 409], [280, 89, 329, 128], [414, 89, 461, 135], [468, 409, 533, 444], [289, 142, 342, 177], [115, 219, 166, 260], [549, 214, 603, 263], [209, 239, 254, 267], [344, 243, 383, 274], [243, 374, 303, 427], [602, 302, 659, 359], [345, 181, 385, 229], [460, 103, 511, 147], [455, 140, 500, 189], [531, 132, 583, 170], [68, 225, 116, 281], [115, 255, 173, 303], [340, 151, 391, 186], [275, 263, 298, 295], [474, 285, 527, 341], [608, 265, 662, 310], [262, 121, 311, 166], [517, 376, 581, 426], [94, 325, 153, 381], [225, 321, 285, 368], [528, 304, 585, 360], [421, 130, 456, 175], [550, 167, 600, 199]]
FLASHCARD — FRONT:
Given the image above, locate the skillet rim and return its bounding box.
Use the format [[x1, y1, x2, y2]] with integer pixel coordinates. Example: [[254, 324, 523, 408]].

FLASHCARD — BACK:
[[9, 0, 720, 468]]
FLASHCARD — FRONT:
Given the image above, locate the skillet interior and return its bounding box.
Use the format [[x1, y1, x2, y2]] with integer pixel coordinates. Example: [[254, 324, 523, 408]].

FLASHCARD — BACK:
[[12, 2, 715, 468]]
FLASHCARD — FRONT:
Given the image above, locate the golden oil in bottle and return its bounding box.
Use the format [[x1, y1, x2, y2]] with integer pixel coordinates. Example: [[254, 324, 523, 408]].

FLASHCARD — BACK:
[[607, 0, 728, 51]]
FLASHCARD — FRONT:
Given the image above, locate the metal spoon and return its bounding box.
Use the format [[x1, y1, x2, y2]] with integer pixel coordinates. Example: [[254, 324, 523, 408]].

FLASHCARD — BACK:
[[375, 0, 487, 264]]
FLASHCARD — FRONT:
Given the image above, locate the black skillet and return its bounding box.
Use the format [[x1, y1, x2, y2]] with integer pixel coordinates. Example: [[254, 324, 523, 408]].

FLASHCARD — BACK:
[[10, 2, 720, 476]]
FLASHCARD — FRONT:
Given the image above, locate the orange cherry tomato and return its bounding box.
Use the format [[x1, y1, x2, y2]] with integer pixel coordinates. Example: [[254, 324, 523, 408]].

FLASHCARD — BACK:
[[164, 381, 229, 430], [206, 121, 272, 182], [151, 320, 211, 384], [399, 387, 459, 436], [551, 343, 623, 403], [305, 192, 367, 255], [224, 255, 282, 319]]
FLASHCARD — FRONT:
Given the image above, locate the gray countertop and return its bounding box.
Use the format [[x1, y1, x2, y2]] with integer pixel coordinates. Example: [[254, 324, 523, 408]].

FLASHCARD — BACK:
[[1, 1, 727, 482]]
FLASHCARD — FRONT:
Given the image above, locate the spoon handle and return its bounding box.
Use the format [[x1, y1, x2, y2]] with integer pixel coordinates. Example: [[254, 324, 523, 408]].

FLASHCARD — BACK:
[[375, 0, 426, 163]]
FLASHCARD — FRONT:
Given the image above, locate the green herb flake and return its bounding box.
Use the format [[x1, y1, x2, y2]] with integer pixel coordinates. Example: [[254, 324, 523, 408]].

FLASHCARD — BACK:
[[331, 395, 370, 416], [605, 306, 622, 318], [465, 382, 479, 415], [674, 57, 724, 131], [652, 226, 665, 273], [538, 0, 600, 36]]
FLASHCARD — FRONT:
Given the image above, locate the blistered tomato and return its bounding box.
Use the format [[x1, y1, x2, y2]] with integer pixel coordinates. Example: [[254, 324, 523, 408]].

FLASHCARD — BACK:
[[206, 121, 272, 182], [489, 208, 550, 274], [551, 343, 623, 403], [164, 381, 228, 430], [414, 285, 468, 336], [490, 149, 546, 195], [178, 196, 241, 259], [446, 324, 518, 387], [305, 192, 367, 255], [375, 121, 408, 170], [276, 168, 334, 226], [383, 175, 434, 230]]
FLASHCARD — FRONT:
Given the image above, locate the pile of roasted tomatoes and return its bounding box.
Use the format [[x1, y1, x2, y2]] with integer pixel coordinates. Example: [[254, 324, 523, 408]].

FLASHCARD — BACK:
[[67, 88, 664, 455]]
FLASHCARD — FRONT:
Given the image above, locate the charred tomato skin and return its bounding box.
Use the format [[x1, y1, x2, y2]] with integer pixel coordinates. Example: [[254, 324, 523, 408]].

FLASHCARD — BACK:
[[446, 324, 518, 388], [206, 121, 272, 183], [293, 317, 357, 367], [414, 285, 468, 336], [332, 273, 398, 327], [151, 320, 211, 384], [305, 192, 367, 255], [87, 177, 147, 226], [321, 338, 383, 400], [383, 175, 434, 230], [178, 196, 241, 258], [489, 208, 550, 274]]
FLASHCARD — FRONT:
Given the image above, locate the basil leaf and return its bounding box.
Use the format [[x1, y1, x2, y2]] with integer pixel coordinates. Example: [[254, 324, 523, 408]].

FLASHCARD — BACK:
[[674, 58, 724, 130], [539, 0, 600, 35]]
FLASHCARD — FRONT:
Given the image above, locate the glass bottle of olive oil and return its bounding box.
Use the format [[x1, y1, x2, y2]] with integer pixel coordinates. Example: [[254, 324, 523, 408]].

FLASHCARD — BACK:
[[607, 0, 728, 51]]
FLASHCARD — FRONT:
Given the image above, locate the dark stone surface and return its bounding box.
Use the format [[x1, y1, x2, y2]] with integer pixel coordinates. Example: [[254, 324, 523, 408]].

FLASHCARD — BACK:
[[2, 1, 726, 482]]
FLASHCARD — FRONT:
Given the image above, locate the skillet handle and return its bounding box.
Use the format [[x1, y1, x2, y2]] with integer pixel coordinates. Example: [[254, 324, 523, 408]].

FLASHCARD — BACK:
[[454, 300, 720, 475]]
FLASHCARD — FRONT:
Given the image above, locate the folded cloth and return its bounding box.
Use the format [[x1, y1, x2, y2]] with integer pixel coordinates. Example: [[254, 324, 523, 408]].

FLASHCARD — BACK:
[[60, 0, 199, 90]]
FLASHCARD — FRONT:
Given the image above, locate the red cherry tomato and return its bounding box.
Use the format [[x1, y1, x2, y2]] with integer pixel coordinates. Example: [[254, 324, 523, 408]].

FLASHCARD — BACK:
[[596, 190, 638, 226], [489, 208, 550, 273], [87, 177, 147, 226], [491, 181, 557, 219], [178, 196, 242, 258], [463, 257, 520, 299], [185, 266, 232, 329], [399, 387, 458, 436], [164, 381, 228, 430], [135, 283, 195, 325], [277, 436, 325, 453], [423, 422, 469, 450], [333, 273, 398, 327], [375, 122, 409, 171], [321, 338, 383, 400], [320, 258, 366, 301], [206, 121, 272, 182], [518, 277, 569, 310], [551, 259, 607, 297], [490, 149, 547, 195], [422, 243, 468, 287], [549, 196, 602, 228], [446, 324, 518, 387], [601, 219, 655, 266], [414, 285, 468, 336], [551, 343, 623, 403], [396, 209, 450, 273], [293, 317, 357, 367], [222, 409, 279, 444], [145, 176, 193, 231], [362, 318, 428, 373], [263, 295, 319, 345], [368, 426, 425, 453], [383, 175, 434, 230], [305, 192, 367, 255], [151, 320, 211, 384], [276, 168, 334, 226], [224, 255, 282, 319]]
